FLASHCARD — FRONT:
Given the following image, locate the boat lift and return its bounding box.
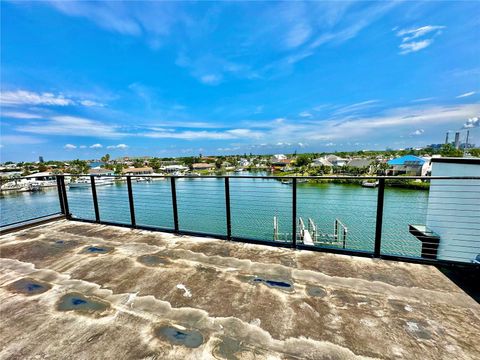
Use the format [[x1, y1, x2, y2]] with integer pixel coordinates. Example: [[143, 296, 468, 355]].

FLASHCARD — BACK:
[[273, 216, 347, 248]]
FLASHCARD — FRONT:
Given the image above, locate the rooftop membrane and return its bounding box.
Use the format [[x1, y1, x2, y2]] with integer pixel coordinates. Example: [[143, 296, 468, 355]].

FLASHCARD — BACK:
[[0, 220, 479, 359]]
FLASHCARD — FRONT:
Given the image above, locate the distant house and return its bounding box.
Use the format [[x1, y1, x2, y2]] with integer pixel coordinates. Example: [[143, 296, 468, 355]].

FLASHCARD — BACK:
[[326, 155, 348, 167], [122, 167, 154, 175], [387, 155, 430, 176], [89, 168, 114, 176], [239, 158, 250, 167], [347, 158, 374, 172], [162, 165, 188, 173], [311, 158, 333, 167], [271, 159, 291, 170], [271, 154, 287, 162], [192, 163, 215, 170]]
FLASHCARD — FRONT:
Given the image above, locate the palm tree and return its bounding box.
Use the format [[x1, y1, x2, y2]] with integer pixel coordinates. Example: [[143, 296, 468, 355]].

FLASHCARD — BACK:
[[100, 154, 111, 165]]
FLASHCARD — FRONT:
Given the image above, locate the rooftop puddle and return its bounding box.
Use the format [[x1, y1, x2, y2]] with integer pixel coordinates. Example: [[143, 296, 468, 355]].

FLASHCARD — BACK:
[[57, 293, 109, 313], [155, 326, 204, 348], [82, 246, 113, 254], [8, 278, 51, 295], [251, 277, 294, 291], [137, 254, 171, 267], [306, 286, 327, 298]]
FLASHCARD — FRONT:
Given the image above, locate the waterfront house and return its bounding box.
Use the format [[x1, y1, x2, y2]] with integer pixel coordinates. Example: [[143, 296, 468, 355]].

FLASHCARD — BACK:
[[387, 155, 430, 176], [89, 168, 114, 176], [192, 163, 215, 170], [161, 165, 189, 173], [122, 167, 154, 175], [347, 158, 374, 172], [311, 158, 333, 167], [326, 155, 348, 167], [270, 154, 287, 162]]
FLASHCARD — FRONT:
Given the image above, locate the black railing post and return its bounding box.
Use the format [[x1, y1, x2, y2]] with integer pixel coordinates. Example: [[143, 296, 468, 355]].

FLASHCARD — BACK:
[[225, 177, 232, 240], [90, 175, 100, 222], [126, 176, 136, 227], [171, 177, 179, 232], [292, 177, 297, 248], [59, 175, 71, 219], [374, 178, 385, 257], [56, 175, 65, 214]]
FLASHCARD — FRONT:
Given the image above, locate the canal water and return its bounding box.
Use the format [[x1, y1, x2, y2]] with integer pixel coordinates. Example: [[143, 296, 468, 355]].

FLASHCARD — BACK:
[[0, 175, 428, 257]]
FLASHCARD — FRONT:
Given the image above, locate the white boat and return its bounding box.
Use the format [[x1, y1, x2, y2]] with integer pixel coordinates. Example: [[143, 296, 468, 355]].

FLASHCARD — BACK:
[[234, 168, 244, 173], [135, 177, 151, 182], [69, 177, 114, 188], [362, 180, 379, 188]]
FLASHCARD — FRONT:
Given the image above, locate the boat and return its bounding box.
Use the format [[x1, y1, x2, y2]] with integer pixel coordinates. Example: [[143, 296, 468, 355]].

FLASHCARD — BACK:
[[69, 177, 114, 188], [234, 168, 244, 173], [281, 179, 293, 184], [362, 180, 379, 188], [135, 177, 151, 182]]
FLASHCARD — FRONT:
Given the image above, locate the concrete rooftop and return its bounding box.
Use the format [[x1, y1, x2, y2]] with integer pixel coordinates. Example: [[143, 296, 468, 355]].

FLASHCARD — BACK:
[[0, 220, 479, 359]]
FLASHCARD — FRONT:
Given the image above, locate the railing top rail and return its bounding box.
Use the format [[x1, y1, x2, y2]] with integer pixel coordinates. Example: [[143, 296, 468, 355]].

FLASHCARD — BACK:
[[55, 174, 480, 180], [2, 174, 480, 181]]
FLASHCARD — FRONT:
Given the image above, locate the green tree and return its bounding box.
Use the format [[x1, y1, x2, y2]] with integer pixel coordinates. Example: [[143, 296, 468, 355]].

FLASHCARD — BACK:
[[100, 154, 111, 164], [38, 163, 48, 172], [114, 164, 124, 175], [133, 159, 144, 168], [440, 144, 463, 157], [295, 154, 311, 167]]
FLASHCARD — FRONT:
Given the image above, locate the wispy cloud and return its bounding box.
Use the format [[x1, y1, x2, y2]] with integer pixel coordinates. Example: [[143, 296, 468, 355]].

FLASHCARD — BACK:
[[64, 144, 77, 150], [1, 135, 45, 145], [0, 90, 104, 108], [456, 91, 476, 98], [143, 128, 263, 140], [90, 143, 103, 149], [395, 25, 445, 55], [1, 111, 44, 119], [399, 39, 433, 55], [397, 25, 445, 42], [411, 97, 435, 103], [1, 90, 74, 106], [16, 115, 125, 138]]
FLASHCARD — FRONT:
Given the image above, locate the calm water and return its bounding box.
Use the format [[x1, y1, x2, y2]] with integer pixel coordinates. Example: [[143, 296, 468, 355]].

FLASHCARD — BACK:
[[0, 176, 428, 257]]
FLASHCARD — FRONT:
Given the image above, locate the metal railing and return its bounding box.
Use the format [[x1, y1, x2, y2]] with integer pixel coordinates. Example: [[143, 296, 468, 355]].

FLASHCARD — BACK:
[[1, 174, 479, 267]]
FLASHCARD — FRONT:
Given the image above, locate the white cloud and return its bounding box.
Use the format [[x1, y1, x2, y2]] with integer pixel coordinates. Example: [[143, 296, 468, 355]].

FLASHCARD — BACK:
[[64, 144, 77, 149], [1, 111, 43, 119], [143, 128, 263, 140], [397, 25, 445, 42], [0, 89, 106, 108], [463, 117, 479, 129], [411, 97, 435, 103], [0, 90, 74, 106], [90, 143, 103, 149], [285, 22, 312, 48], [299, 111, 312, 118], [200, 74, 222, 85], [79, 145, 87, 149], [80, 99, 104, 107], [107, 143, 128, 149], [456, 91, 476, 98], [17, 115, 125, 138], [410, 129, 424, 136], [399, 39, 433, 54], [1, 135, 44, 144], [395, 25, 444, 55]]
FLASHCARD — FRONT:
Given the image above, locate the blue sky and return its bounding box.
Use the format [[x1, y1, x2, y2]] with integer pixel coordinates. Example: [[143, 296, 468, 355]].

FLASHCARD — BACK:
[[1, 1, 479, 162]]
